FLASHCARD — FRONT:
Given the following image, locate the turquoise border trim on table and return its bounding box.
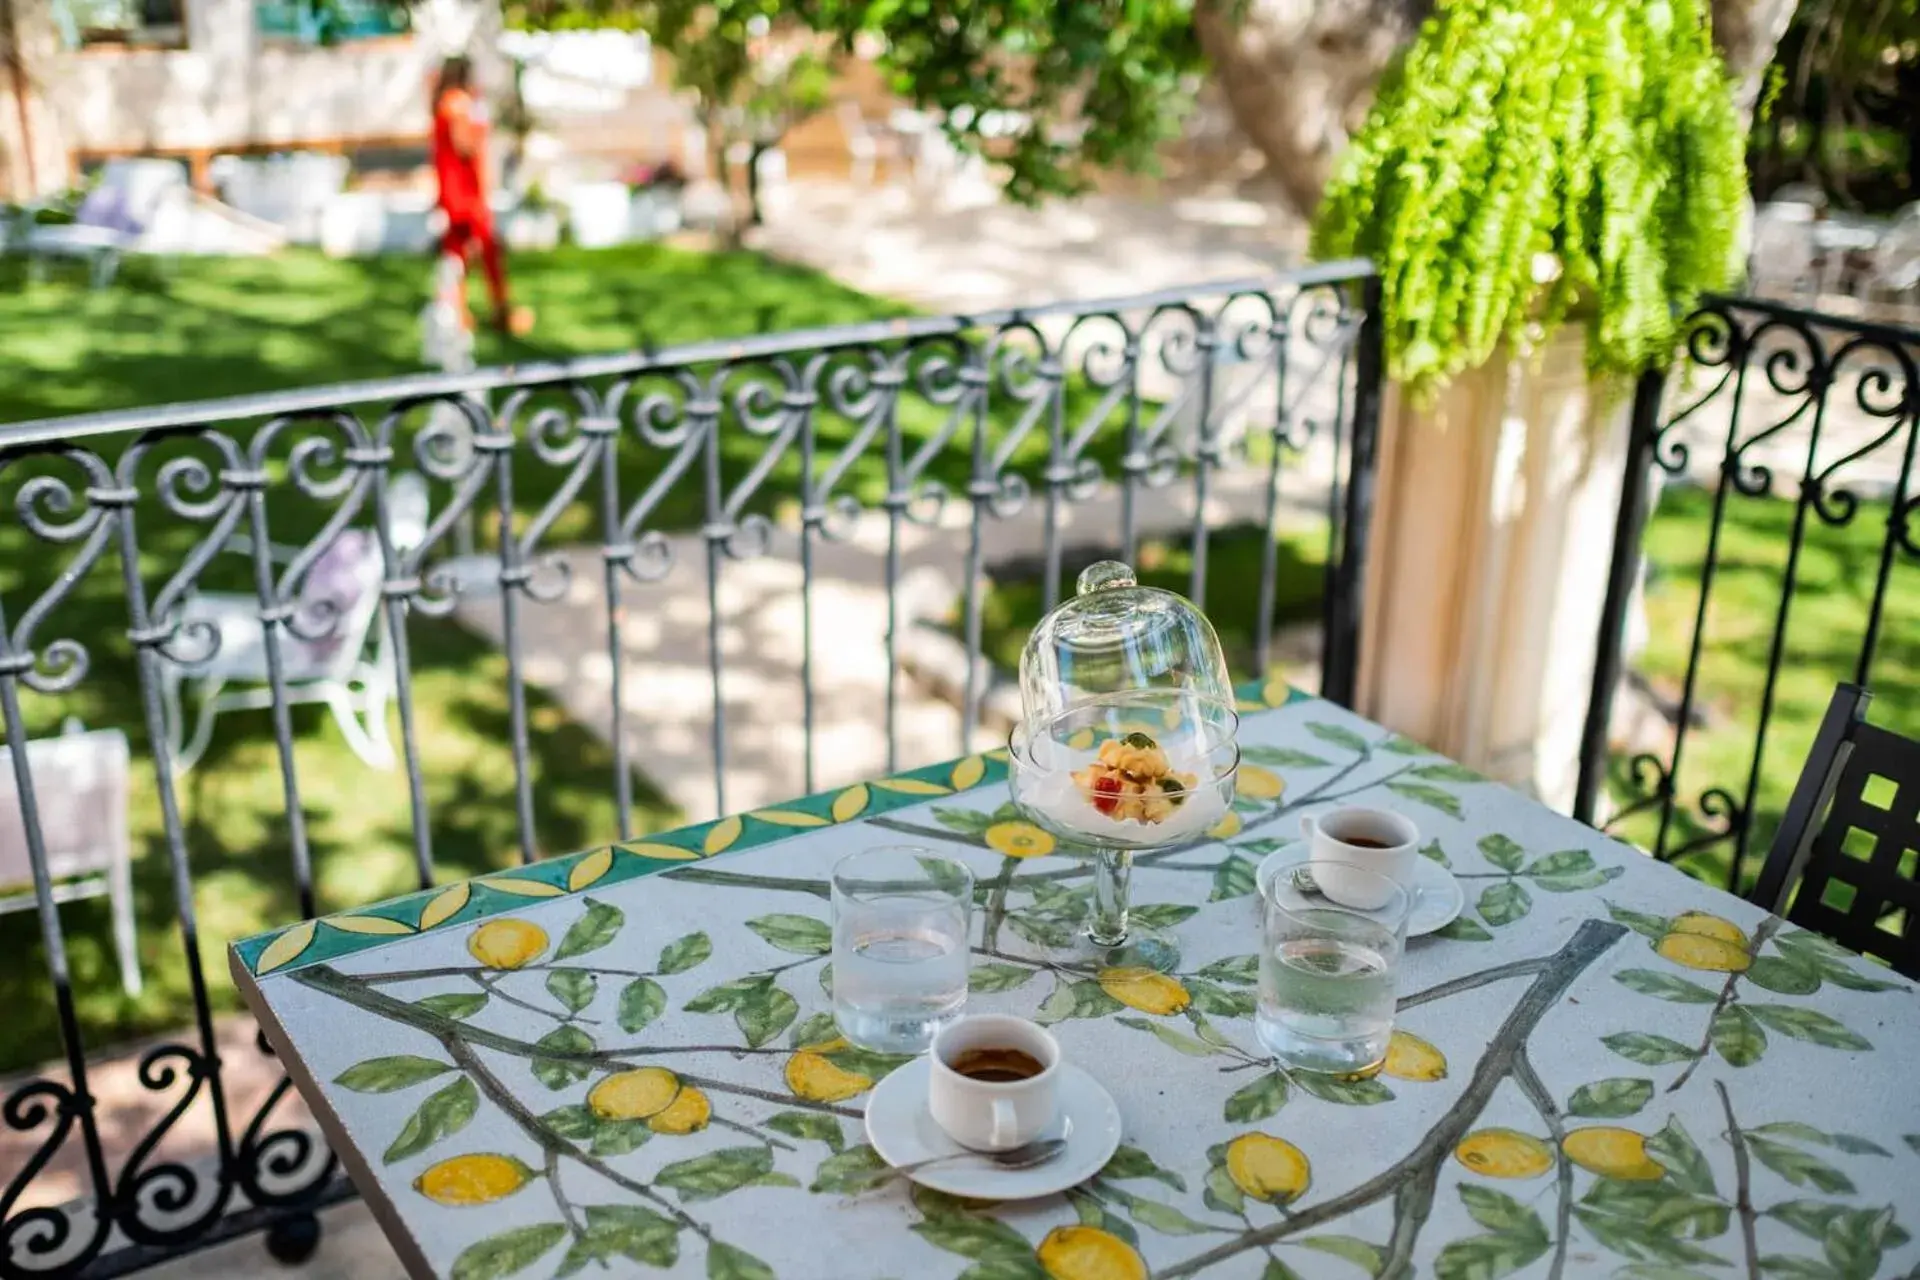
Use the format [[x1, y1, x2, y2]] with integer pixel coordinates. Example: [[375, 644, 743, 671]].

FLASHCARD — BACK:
[[232, 678, 1309, 978]]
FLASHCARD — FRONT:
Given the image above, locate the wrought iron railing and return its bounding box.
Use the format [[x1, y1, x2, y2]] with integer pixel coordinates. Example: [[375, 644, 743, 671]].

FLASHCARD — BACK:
[[1576, 295, 1920, 892], [0, 262, 1382, 1277]]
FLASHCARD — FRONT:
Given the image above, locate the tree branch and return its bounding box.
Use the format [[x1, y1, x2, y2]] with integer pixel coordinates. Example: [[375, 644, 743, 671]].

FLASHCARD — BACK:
[[1717, 1079, 1762, 1280], [1396, 957, 1549, 1011], [1158, 920, 1628, 1278], [1667, 916, 1780, 1095], [1512, 1046, 1572, 1280]]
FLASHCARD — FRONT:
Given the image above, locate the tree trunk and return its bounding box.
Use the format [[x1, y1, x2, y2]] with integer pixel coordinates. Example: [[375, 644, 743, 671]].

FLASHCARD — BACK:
[[1197, 0, 1801, 217]]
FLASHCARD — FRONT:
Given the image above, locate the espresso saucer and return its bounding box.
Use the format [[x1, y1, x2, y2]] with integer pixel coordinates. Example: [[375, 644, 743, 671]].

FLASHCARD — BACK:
[[1254, 844, 1465, 937], [863, 1058, 1122, 1200]]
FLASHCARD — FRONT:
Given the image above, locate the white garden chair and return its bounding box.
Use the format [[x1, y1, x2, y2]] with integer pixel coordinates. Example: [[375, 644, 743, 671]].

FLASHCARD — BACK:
[[0, 723, 139, 996], [1861, 202, 1920, 307], [159, 476, 429, 772], [1748, 208, 1819, 299]]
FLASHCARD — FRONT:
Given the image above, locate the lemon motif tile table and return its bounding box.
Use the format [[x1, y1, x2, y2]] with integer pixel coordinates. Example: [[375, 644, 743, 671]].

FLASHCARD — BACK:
[[232, 688, 1920, 1280]]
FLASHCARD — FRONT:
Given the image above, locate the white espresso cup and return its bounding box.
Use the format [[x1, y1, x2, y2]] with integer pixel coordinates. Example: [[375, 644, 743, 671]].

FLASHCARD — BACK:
[[1302, 806, 1419, 909], [927, 1014, 1060, 1152]]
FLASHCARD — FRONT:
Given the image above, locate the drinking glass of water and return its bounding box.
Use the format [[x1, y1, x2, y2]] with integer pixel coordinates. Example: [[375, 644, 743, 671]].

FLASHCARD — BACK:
[[832, 846, 973, 1052], [1256, 863, 1410, 1075]]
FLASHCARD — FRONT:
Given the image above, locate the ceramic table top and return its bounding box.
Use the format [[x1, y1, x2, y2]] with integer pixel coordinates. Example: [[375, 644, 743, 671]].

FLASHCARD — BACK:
[[232, 686, 1920, 1280]]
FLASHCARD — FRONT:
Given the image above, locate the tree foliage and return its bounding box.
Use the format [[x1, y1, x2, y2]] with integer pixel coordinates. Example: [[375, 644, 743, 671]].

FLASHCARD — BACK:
[[1312, 0, 1747, 392]]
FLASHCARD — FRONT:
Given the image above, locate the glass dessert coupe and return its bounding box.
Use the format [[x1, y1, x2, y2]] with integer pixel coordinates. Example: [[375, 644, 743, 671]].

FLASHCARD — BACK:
[[1006, 561, 1240, 972]]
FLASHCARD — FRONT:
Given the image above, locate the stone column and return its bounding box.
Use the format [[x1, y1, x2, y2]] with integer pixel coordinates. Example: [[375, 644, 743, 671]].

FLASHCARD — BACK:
[[1354, 329, 1634, 811]]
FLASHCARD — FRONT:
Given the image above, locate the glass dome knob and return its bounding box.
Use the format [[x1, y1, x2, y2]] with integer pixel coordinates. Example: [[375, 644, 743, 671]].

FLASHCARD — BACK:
[[1077, 561, 1137, 594]]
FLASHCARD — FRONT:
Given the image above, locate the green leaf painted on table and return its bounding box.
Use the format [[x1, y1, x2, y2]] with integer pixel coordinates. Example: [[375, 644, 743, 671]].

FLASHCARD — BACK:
[[1413, 762, 1484, 783], [383, 1076, 478, 1164], [553, 898, 623, 961], [415, 992, 488, 1020], [1036, 979, 1123, 1025], [1773, 928, 1857, 963], [1224, 1071, 1290, 1122], [1435, 1230, 1549, 1280], [1744, 1004, 1872, 1051], [1235, 838, 1291, 857], [1197, 954, 1259, 985], [540, 1104, 598, 1140], [1299, 1234, 1389, 1274], [766, 1111, 843, 1151], [1242, 745, 1332, 769], [656, 1147, 774, 1202], [1615, 969, 1720, 1003], [809, 1143, 892, 1193], [1525, 850, 1625, 892], [334, 1055, 451, 1093], [1419, 839, 1451, 867], [1770, 931, 1899, 988], [747, 913, 832, 955], [1118, 1015, 1217, 1056], [912, 1213, 1034, 1261], [706, 1240, 774, 1280], [1752, 1123, 1891, 1157], [1203, 1161, 1246, 1214], [539, 1103, 647, 1157], [1567, 1077, 1654, 1118], [1434, 915, 1494, 942], [1907, 1135, 1920, 1157], [1747, 1136, 1855, 1194], [1824, 1205, 1897, 1280], [931, 807, 995, 837], [1386, 779, 1463, 819], [1378, 733, 1427, 755], [1607, 903, 1672, 941], [1459, 1185, 1544, 1237], [1755, 1256, 1844, 1279], [1186, 979, 1256, 1019], [545, 968, 597, 1014], [611, 977, 665, 1034], [1101, 1144, 1187, 1191], [1295, 1072, 1393, 1105], [735, 984, 799, 1048], [1575, 1206, 1728, 1268], [685, 974, 772, 1013], [1710, 1005, 1767, 1067], [1306, 722, 1369, 753], [1477, 834, 1525, 873], [1647, 1118, 1716, 1195], [788, 1012, 839, 1049], [818, 1042, 916, 1083], [564, 1204, 679, 1272], [1132, 903, 1200, 929], [1768, 1199, 1911, 1253], [1191, 1016, 1241, 1051], [1610, 1265, 1719, 1280], [1009, 914, 1077, 949], [969, 963, 1037, 993], [530, 1025, 595, 1090], [1746, 955, 1822, 995], [1478, 880, 1532, 926], [1602, 1032, 1698, 1065], [451, 1224, 569, 1280], [1211, 854, 1258, 901], [1067, 1187, 1140, 1247], [659, 930, 712, 974], [1126, 1196, 1219, 1236]]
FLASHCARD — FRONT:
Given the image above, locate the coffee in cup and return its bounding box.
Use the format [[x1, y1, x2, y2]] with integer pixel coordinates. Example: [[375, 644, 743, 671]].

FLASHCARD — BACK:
[[928, 1015, 1059, 1151], [1301, 806, 1419, 908]]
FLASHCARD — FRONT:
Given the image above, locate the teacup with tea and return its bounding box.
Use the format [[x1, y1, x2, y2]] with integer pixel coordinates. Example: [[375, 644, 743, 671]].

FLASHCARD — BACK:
[[927, 1014, 1059, 1151], [1301, 805, 1419, 908]]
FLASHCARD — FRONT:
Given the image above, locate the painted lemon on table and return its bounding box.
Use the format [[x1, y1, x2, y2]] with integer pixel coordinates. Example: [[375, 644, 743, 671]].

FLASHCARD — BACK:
[[1562, 1126, 1666, 1180], [588, 1067, 681, 1120], [1236, 766, 1285, 801], [1383, 1030, 1447, 1082], [648, 1085, 711, 1134], [985, 822, 1056, 859], [1655, 911, 1752, 972], [1206, 810, 1243, 840], [1036, 1225, 1147, 1280], [1225, 1133, 1311, 1204], [785, 1049, 874, 1102], [1454, 1128, 1555, 1178], [466, 918, 548, 969], [414, 1153, 535, 1206], [1097, 967, 1191, 1016]]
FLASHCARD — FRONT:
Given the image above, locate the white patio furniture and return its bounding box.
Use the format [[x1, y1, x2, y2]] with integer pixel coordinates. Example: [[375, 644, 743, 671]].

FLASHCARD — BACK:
[[0, 723, 138, 996], [160, 477, 429, 772], [1748, 206, 1820, 299], [840, 101, 908, 186], [18, 158, 189, 288], [1861, 202, 1920, 306]]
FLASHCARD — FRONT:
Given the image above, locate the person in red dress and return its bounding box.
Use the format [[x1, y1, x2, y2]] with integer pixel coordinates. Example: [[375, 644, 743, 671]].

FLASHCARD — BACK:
[[431, 56, 532, 336]]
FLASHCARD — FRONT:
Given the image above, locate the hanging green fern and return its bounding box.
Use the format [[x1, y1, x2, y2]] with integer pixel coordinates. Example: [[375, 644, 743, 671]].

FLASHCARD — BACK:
[[1312, 0, 1745, 393]]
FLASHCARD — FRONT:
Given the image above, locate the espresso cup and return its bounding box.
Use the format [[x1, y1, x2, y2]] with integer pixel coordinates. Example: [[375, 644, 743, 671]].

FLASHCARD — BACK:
[[927, 1014, 1060, 1152], [1301, 806, 1419, 909]]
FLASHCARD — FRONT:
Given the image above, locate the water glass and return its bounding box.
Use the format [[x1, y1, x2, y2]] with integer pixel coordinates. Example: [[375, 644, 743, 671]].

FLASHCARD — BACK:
[[832, 846, 973, 1052], [1256, 862, 1410, 1075]]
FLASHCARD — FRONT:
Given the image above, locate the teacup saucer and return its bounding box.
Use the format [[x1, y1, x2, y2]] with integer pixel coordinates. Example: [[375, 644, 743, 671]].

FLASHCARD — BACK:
[[1254, 844, 1465, 937], [864, 1058, 1122, 1200]]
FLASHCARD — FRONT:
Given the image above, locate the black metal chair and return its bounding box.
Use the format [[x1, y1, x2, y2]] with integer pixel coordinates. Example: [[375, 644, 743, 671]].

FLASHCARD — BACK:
[[1752, 684, 1920, 978]]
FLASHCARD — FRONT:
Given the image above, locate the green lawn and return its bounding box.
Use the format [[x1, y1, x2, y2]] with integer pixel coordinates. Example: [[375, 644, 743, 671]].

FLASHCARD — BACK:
[[1608, 484, 1920, 891], [0, 244, 917, 1075]]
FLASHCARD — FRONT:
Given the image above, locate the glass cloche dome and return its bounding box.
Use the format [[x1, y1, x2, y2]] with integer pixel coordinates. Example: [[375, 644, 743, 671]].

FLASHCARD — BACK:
[[1018, 560, 1234, 721]]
